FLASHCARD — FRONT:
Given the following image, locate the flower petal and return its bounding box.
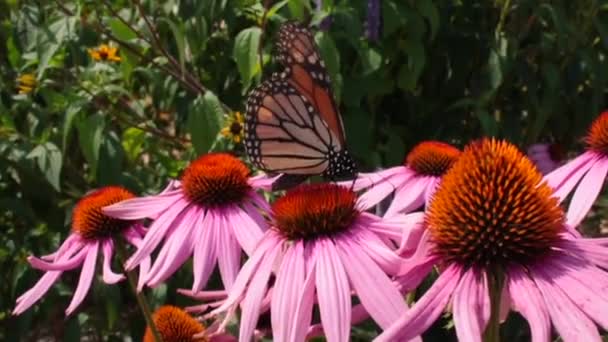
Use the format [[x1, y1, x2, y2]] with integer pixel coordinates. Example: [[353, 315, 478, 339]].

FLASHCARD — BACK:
[[376, 264, 461, 342], [124, 198, 190, 270], [538, 255, 608, 329], [352, 228, 403, 275], [348, 166, 408, 191], [545, 152, 597, 202], [356, 171, 412, 210], [566, 159, 608, 228], [316, 239, 351, 342], [13, 271, 63, 315], [238, 243, 281, 342], [102, 187, 183, 220], [192, 211, 217, 292], [384, 176, 429, 217], [144, 207, 199, 287], [216, 211, 242, 291], [28, 244, 89, 271], [271, 241, 306, 342], [452, 269, 488, 342], [101, 240, 124, 284], [230, 203, 267, 255], [507, 266, 550, 342], [532, 264, 601, 342], [289, 244, 317, 342], [65, 242, 99, 315], [337, 236, 406, 329]]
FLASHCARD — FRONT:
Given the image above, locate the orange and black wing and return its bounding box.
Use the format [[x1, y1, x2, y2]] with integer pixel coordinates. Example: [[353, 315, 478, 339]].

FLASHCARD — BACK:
[[244, 73, 343, 176], [276, 22, 346, 145]]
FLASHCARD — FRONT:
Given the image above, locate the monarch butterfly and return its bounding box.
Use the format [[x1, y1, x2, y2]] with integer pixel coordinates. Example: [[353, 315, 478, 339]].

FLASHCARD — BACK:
[[244, 22, 356, 190]]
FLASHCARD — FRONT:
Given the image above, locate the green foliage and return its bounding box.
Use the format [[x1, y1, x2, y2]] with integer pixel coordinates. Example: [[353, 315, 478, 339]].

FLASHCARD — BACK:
[[1, 0, 608, 340]]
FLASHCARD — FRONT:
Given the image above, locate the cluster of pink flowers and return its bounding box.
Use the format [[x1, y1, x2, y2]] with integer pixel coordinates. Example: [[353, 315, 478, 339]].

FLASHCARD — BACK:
[[14, 112, 608, 341]]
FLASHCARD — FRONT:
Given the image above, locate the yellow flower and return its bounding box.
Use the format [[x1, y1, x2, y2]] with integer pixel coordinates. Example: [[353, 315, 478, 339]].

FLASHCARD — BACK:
[[88, 44, 121, 62], [16, 73, 36, 94], [221, 111, 245, 144]]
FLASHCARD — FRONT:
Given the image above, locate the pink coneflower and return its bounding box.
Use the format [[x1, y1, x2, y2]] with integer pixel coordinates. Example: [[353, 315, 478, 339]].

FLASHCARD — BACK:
[[205, 183, 419, 342], [545, 112, 608, 227], [378, 139, 608, 342], [352, 141, 461, 217], [144, 305, 236, 342], [527, 142, 564, 174], [103, 153, 272, 292], [13, 186, 150, 316]]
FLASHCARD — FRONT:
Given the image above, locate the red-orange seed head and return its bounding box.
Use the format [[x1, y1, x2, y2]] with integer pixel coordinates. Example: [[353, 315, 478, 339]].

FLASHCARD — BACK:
[[181, 153, 251, 207], [143, 305, 207, 342], [272, 183, 359, 240], [426, 139, 564, 269], [72, 186, 135, 240], [406, 141, 461, 177], [585, 111, 608, 155]]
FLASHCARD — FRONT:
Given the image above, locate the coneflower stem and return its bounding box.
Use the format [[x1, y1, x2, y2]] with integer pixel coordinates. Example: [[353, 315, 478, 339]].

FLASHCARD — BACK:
[[116, 240, 163, 342], [483, 271, 503, 342]]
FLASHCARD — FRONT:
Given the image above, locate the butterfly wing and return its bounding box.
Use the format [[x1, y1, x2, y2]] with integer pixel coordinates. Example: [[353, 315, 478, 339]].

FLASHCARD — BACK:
[[244, 74, 343, 176], [276, 22, 347, 145]]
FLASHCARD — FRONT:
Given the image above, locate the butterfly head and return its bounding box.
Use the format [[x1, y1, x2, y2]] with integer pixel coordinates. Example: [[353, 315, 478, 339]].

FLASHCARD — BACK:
[[324, 149, 356, 180]]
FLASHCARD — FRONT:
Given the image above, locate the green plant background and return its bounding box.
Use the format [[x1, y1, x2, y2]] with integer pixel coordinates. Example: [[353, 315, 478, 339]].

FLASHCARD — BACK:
[[1, 0, 607, 340]]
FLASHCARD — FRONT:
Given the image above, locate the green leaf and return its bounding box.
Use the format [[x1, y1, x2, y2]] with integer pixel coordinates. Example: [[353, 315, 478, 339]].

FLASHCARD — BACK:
[[360, 47, 382, 75], [398, 41, 426, 91], [26, 142, 62, 191], [315, 32, 341, 100], [108, 18, 138, 41], [416, 0, 440, 40], [62, 101, 84, 153], [122, 127, 146, 163], [267, 0, 290, 19], [233, 27, 262, 92], [476, 110, 498, 137], [78, 114, 105, 179], [159, 18, 187, 71], [97, 132, 124, 185], [287, 0, 309, 20], [188, 92, 224, 155]]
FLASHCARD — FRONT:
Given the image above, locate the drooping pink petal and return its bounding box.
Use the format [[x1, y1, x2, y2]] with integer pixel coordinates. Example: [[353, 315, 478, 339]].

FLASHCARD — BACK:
[[271, 241, 306, 342], [336, 237, 407, 329], [39, 234, 81, 261], [352, 228, 403, 275], [538, 255, 608, 329], [349, 166, 409, 191], [238, 243, 282, 342], [13, 237, 90, 315], [360, 212, 403, 242], [248, 192, 272, 215], [452, 269, 488, 342], [144, 207, 200, 287], [216, 212, 242, 291], [507, 266, 550, 342], [316, 239, 351, 342], [122, 229, 150, 291], [356, 172, 412, 210], [248, 174, 280, 191], [384, 176, 429, 217], [545, 152, 597, 202], [532, 264, 601, 342], [65, 242, 99, 315], [230, 203, 267, 255], [211, 232, 282, 315], [124, 197, 191, 270], [13, 271, 63, 315], [289, 244, 317, 342], [101, 240, 124, 284], [566, 159, 608, 228], [102, 187, 183, 220], [424, 177, 441, 206], [558, 238, 608, 268], [192, 211, 217, 292], [28, 244, 89, 271], [376, 264, 462, 342]]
